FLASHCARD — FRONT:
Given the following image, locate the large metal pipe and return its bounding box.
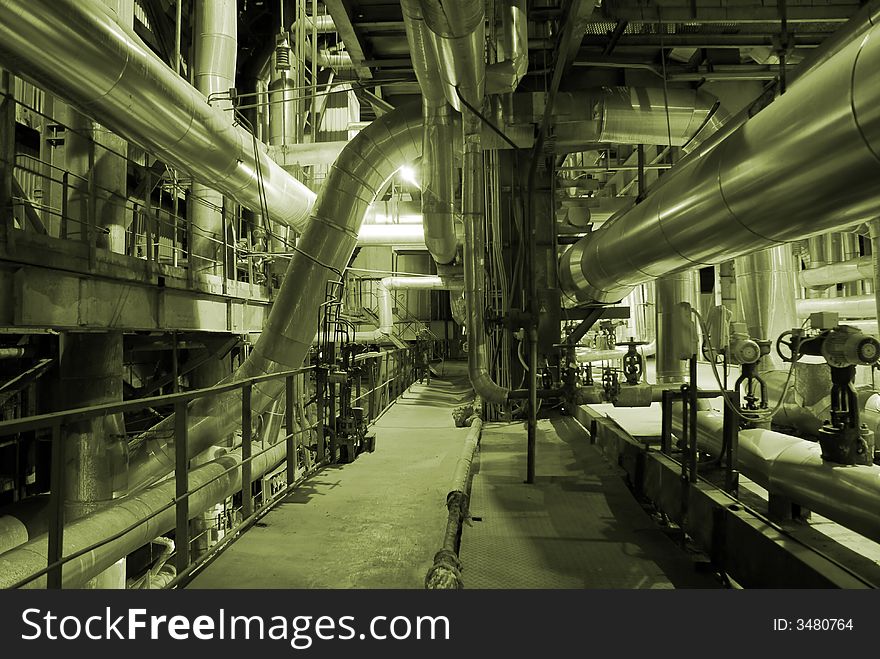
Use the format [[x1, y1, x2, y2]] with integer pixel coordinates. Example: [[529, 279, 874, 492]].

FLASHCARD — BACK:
[[800, 255, 873, 289], [402, 0, 459, 266], [417, 0, 485, 110], [0, 442, 286, 589], [486, 0, 528, 94], [655, 272, 698, 384], [356, 275, 464, 341], [796, 295, 877, 320], [0, 0, 316, 232], [559, 21, 880, 304], [735, 246, 799, 369], [126, 104, 424, 490], [356, 223, 426, 247], [463, 113, 508, 404], [190, 0, 237, 274], [676, 409, 880, 545]]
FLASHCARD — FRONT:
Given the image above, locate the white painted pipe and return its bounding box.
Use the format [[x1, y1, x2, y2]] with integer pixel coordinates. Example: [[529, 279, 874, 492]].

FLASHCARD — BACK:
[[676, 409, 880, 544], [797, 295, 876, 319]]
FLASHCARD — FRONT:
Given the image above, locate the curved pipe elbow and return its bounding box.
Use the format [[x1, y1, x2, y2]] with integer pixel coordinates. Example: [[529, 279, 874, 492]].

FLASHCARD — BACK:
[[469, 369, 509, 404]]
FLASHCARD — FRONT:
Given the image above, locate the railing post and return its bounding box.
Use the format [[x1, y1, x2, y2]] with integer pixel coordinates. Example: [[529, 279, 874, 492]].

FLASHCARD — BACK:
[[241, 383, 253, 519], [47, 422, 64, 589], [286, 374, 295, 487], [60, 171, 69, 239], [316, 368, 326, 460], [328, 380, 337, 462], [174, 400, 190, 576]]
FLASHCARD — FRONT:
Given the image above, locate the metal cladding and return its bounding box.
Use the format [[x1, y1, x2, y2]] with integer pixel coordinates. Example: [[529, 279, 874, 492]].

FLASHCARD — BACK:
[[800, 255, 874, 288], [560, 22, 880, 304], [485, 0, 528, 94], [417, 0, 485, 110], [421, 104, 459, 265], [376, 276, 464, 335], [796, 295, 878, 320], [0, 0, 315, 232], [126, 104, 424, 490]]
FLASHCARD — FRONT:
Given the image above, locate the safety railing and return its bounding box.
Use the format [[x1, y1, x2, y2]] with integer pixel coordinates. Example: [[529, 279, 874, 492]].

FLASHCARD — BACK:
[[0, 347, 417, 589]]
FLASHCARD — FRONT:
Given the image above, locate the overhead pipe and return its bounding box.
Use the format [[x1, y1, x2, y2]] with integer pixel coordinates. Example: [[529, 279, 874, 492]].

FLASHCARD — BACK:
[[674, 409, 880, 545], [356, 275, 464, 341], [559, 22, 880, 304], [126, 104, 424, 490], [356, 223, 426, 247], [799, 255, 873, 289], [486, 0, 529, 94], [417, 0, 486, 111], [402, 0, 459, 266], [0, 0, 316, 232], [190, 0, 237, 273]]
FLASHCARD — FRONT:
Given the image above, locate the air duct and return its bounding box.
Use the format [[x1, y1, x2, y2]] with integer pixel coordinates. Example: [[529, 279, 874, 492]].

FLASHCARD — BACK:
[[486, 0, 528, 94], [559, 23, 880, 304], [0, 0, 316, 232]]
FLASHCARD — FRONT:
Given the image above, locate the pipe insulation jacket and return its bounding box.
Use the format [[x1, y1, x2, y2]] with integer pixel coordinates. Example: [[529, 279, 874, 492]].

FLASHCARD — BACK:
[[560, 21, 880, 304], [673, 409, 880, 545], [0, 0, 316, 231]]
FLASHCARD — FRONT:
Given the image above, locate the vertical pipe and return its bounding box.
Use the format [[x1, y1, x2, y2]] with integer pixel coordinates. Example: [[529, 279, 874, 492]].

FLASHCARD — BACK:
[[869, 220, 880, 326], [655, 271, 697, 384], [734, 245, 798, 370]]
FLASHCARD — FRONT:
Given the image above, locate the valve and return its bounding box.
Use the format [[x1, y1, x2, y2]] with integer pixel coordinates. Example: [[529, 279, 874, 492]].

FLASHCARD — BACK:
[[615, 336, 649, 386]]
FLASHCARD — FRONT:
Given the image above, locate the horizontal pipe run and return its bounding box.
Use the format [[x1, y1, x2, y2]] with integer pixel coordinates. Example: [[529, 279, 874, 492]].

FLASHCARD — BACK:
[[0, 441, 286, 589], [675, 409, 880, 545], [0, 0, 315, 231], [559, 19, 880, 304], [796, 295, 877, 319]]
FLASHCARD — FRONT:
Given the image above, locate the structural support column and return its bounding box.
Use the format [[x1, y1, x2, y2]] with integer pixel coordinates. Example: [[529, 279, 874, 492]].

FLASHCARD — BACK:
[[655, 271, 698, 384], [869, 220, 880, 327]]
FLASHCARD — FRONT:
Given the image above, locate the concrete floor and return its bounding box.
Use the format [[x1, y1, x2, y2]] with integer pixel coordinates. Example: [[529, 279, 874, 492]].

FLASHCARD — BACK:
[[188, 363, 473, 589], [459, 415, 720, 588]]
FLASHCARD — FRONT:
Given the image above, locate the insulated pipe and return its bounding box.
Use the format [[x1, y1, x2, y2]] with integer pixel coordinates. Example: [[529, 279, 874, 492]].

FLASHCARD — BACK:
[[356, 275, 464, 341], [402, 0, 459, 266], [190, 0, 237, 273], [376, 276, 464, 335], [559, 22, 880, 304], [0, 0, 316, 232], [655, 272, 698, 384], [869, 220, 880, 325], [735, 246, 799, 370], [417, 0, 485, 110], [674, 409, 880, 545], [421, 104, 459, 265], [799, 255, 874, 289], [796, 296, 877, 320], [462, 113, 508, 404], [0, 442, 285, 589], [486, 0, 528, 94], [125, 104, 423, 490], [356, 223, 426, 247]]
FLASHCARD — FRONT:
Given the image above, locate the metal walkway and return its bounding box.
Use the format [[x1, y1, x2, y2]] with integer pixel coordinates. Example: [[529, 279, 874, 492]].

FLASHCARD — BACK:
[[458, 416, 721, 588], [187, 363, 474, 589]]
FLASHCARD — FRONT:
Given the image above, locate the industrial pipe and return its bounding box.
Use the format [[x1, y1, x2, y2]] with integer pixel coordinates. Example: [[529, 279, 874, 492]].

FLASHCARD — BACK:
[[356, 275, 464, 341], [796, 296, 877, 320], [356, 223, 426, 247], [799, 255, 873, 289], [486, 0, 528, 94], [462, 113, 509, 404], [674, 408, 880, 545], [0, 0, 316, 232], [417, 0, 485, 110], [125, 104, 424, 490], [559, 21, 880, 304], [0, 441, 286, 589]]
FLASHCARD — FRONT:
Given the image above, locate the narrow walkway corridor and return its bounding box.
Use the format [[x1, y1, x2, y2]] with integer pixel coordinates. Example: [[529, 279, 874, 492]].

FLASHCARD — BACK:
[[458, 415, 720, 588], [189, 364, 473, 588]]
